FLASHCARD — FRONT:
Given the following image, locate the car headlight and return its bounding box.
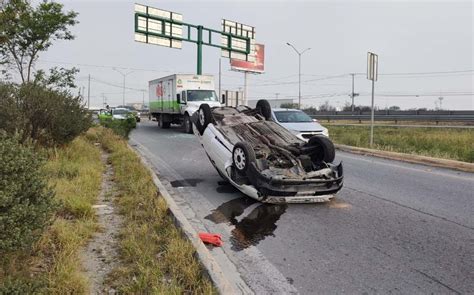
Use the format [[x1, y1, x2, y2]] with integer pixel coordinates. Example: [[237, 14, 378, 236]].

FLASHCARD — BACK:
[[137, 112, 141, 116], [322, 128, 329, 137]]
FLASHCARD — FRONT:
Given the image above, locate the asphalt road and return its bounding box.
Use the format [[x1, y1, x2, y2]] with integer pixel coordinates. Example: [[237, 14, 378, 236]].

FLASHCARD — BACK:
[[130, 120, 474, 294]]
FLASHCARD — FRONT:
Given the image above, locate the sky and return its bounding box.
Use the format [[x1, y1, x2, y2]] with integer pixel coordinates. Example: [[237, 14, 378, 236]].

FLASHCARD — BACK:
[[33, 0, 473, 110]]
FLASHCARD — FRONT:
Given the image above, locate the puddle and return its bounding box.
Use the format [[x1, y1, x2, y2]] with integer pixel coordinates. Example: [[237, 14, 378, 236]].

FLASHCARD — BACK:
[[170, 178, 203, 187], [216, 183, 239, 194], [205, 197, 257, 224], [205, 197, 287, 251]]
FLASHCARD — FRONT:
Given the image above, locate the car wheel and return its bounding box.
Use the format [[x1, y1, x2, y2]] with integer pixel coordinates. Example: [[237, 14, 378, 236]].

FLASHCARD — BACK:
[[307, 135, 336, 164], [232, 142, 256, 175], [196, 104, 212, 135], [183, 113, 193, 134], [256, 99, 272, 120]]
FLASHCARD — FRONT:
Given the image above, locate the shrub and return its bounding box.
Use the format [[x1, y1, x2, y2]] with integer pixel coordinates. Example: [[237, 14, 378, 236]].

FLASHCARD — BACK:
[[101, 118, 136, 138], [0, 82, 91, 147], [0, 134, 56, 252]]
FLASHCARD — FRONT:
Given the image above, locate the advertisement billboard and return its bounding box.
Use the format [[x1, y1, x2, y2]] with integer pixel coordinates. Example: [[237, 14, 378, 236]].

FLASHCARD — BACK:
[[230, 44, 265, 73]]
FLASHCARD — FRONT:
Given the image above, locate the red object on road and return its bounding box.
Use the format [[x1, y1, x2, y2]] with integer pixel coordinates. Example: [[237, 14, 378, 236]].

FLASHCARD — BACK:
[[199, 232, 223, 247]]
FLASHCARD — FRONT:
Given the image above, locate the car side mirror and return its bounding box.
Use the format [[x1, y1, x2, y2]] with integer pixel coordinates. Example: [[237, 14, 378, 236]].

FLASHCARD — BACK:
[[221, 94, 226, 105], [177, 93, 181, 103]]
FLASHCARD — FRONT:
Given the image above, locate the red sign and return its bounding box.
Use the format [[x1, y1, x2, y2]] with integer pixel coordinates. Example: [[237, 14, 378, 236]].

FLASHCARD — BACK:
[[156, 83, 163, 97], [230, 44, 265, 73]]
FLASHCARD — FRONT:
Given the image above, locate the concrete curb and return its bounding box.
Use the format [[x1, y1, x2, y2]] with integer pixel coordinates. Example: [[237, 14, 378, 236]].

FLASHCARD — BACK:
[[129, 144, 248, 295], [335, 144, 474, 173]]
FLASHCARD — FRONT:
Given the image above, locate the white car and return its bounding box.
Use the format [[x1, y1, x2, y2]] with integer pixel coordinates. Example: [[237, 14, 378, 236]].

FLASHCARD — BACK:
[[111, 108, 131, 120], [272, 108, 329, 141], [192, 100, 343, 204]]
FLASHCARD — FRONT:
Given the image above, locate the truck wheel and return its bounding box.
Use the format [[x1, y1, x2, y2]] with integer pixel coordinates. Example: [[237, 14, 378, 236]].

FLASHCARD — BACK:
[[233, 142, 256, 175], [160, 115, 170, 129], [196, 104, 212, 135], [256, 99, 272, 120], [183, 113, 193, 134], [307, 135, 335, 164]]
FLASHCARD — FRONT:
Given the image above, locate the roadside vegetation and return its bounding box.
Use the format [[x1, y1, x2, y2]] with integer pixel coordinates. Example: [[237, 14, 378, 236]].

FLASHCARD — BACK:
[[89, 127, 215, 294], [0, 135, 103, 293], [327, 125, 474, 162]]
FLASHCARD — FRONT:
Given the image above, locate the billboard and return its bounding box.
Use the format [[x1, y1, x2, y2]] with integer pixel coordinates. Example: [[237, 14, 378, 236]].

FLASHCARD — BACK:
[[134, 4, 183, 49], [221, 19, 256, 62], [230, 44, 265, 73]]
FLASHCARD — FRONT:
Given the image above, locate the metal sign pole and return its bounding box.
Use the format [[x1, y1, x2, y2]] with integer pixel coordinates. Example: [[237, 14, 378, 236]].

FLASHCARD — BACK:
[[197, 25, 203, 75], [244, 72, 248, 106], [370, 79, 375, 146]]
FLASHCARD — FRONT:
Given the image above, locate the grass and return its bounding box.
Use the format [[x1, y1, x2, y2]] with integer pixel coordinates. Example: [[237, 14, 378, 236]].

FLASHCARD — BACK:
[[327, 125, 474, 162], [89, 127, 216, 294], [0, 133, 104, 294]]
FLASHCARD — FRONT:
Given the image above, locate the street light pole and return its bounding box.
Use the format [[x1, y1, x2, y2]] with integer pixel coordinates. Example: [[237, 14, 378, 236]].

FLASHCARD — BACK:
[[113, 68, 134, 106], [287, 42, 311, 109]]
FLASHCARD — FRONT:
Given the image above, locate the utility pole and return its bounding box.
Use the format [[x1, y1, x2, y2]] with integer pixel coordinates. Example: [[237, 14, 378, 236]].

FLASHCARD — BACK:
[[275, 93, 280, 100], [287, 42, 311, 110], [142, 90, 146, 108], [87, 74, 91, 109], [113, 68, 134, 106], [218, 58, 222, 102], [244, 72, 248, 106]]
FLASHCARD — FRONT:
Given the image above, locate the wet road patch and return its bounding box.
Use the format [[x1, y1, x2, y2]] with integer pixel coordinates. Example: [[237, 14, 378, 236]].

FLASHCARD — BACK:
[[170, 178, 203, 187], [205, 197, 287, 251]]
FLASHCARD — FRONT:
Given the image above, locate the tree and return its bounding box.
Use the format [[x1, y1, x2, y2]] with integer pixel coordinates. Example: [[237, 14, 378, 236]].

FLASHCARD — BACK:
[[318, 101, 336, 112], [0, 0, 78, 83], [388, 105, 400, 111]]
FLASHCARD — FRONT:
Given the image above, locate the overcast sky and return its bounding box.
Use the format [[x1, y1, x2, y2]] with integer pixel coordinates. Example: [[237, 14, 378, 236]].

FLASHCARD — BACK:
[[36, 0, 473, 110]]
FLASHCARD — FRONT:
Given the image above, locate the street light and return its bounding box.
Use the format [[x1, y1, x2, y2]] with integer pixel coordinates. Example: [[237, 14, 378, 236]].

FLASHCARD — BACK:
[[287, 42, 311, 109], [113, 68, 134, 106]]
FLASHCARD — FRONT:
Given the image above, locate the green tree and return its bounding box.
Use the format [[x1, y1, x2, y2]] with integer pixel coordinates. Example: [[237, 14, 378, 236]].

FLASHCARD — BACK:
[[0, 0, 78, 82]]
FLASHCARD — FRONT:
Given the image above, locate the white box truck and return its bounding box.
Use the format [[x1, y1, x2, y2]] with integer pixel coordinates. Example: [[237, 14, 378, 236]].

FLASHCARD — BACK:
[[149, 74, 223, 133]]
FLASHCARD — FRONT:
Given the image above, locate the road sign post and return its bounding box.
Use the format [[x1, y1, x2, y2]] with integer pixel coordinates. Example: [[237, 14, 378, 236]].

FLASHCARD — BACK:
[[367, 52, 378, 147], [134, 4, 256, 75]]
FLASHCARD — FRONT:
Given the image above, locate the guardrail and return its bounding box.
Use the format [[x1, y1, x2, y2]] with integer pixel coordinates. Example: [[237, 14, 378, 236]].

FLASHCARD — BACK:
[[308, 110, 474, 123]]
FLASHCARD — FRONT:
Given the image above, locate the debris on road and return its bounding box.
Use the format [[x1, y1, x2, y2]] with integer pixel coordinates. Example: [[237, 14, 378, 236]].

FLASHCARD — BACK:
[[199, 232, 223, 247]]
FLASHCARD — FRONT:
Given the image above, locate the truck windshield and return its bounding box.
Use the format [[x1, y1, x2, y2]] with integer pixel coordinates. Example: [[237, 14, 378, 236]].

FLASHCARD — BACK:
[[274, 111, 313, 123], [187, 90, 218, 102]]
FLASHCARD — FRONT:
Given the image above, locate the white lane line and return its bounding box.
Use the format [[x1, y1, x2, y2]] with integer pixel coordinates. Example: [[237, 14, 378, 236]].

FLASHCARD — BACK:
[[338, 152, 474, 182]]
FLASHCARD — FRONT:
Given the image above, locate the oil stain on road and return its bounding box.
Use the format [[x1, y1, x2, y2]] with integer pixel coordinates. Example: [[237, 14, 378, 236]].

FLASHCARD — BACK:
[[205, 196, 287, 251], [170, 178, 203, 187]]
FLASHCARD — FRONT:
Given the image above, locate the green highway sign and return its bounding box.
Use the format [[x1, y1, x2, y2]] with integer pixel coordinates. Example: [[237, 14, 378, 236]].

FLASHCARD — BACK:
[[134, 4, 256, 75]]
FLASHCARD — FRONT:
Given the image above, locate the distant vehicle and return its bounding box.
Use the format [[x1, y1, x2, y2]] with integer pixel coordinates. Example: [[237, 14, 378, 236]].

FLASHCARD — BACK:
[[98, 109, 112, 122], [272, 108, 329, 141], [191, 100, 343, 204], [112, 108, 132, 121], [117, 105, 141, 122], [149, 74, 224, 133]]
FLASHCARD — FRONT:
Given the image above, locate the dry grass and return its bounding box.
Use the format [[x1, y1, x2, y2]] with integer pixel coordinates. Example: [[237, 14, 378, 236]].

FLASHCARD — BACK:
[[91, 127, 216, 294], [327, 125, 474, 162]]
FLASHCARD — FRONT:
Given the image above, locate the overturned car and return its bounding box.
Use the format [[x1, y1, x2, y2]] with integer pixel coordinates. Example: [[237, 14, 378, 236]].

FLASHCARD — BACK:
[[192, 100, 343, 203]]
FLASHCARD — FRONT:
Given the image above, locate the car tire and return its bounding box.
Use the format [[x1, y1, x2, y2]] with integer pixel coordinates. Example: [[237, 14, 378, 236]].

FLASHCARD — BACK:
[[256, 99, 272, 120], [196, 104, 212, 135], [232, 142, 256, 175], [307, 135, 336, 164], [183, 113, 193, 134]]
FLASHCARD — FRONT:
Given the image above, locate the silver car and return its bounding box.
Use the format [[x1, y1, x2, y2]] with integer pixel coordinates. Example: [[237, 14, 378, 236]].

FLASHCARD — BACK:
[[271, 108, 329, 141]]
